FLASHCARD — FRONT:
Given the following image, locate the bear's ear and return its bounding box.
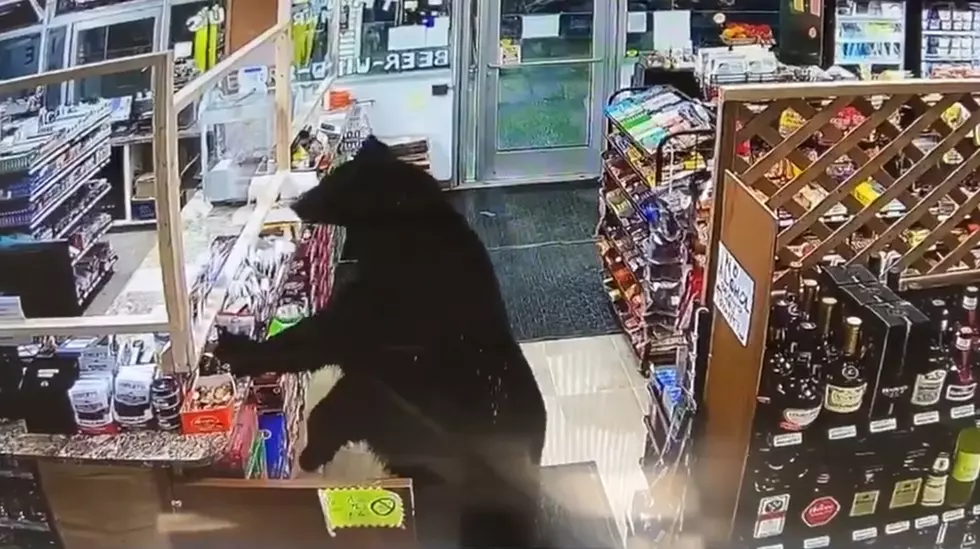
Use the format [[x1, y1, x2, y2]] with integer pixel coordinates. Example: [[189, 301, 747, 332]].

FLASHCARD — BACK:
[[290, 161, 359, 225], [356, 135, 392, 159]]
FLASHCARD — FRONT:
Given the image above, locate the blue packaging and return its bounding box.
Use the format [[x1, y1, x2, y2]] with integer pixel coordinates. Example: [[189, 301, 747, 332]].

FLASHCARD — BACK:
[[258, 412, 289, 479]]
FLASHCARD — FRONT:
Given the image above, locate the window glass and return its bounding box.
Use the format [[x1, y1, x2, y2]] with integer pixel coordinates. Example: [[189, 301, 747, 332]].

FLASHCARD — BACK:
[[45, 26, 67, 107], [0, 1, 43, 34], [75, 18, 155, 101], [292, 0, 331, 82], [56, 0, 141, 15], [337, 0, 451, 78], [630, 0, 779, 50], [0, 33, 41, 102], [170, 1, 227, 88]]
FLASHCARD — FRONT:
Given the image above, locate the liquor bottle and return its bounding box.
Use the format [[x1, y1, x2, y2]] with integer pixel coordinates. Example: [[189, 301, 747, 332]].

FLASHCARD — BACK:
[[961, 516, 978, 548], [800, 466, 841, 531], [816, 297, 839, 363], [823, 316, 867, 419], [888, 452, 924, 510], [886, 265, 902, 292], [850, 463, 884, 518], [948, 426, 980, 507], [945, 327, 977, 403], [761, 301, 796, 427], [911, 302, 950, 409], [777, 322, 823, 431], [799, 278, 819, 322], [919, 452, 950, 507], [957, 286, 979, 333], [749, 448, 805, 540]]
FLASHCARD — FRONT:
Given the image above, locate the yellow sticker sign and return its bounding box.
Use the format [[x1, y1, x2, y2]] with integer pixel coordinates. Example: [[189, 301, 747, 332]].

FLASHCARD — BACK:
[[317, 487, 406, 530]]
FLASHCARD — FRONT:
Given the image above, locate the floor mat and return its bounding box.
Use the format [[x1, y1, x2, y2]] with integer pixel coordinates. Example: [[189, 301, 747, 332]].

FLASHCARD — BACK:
[[490, 242, 619, 342], [450, 180, 598, 249], [539, 461, 622, 549]]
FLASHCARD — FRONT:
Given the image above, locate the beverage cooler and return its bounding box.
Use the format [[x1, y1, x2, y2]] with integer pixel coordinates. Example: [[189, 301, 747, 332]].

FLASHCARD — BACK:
[[832, 0, 906, 75], [921, 2, 980, 77]]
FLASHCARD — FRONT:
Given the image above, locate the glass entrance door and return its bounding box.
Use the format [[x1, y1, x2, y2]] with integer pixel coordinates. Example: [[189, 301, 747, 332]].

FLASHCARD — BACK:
[[474, 0, 613, 183]]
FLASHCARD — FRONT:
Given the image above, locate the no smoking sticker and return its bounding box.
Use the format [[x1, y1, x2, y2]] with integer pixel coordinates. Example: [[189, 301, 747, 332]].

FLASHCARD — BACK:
[[317, 487, 406, 535]]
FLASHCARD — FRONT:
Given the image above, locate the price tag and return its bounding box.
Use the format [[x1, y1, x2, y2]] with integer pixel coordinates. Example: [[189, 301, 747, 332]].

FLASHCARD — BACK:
[[944, 509, 966, 522], [852, 527, 877, 541], [772, 432, 803, 447], [757, 545, 783, 549], [827, 425, 857, 440], [869, 418, 897, 433], [803, 536, 830, 549], [915, 515, 940, 529], [973, 504, 980, 516], [913, 411, 941, 425], [952, 404, 976, 419], [885, 521, 910, 535]]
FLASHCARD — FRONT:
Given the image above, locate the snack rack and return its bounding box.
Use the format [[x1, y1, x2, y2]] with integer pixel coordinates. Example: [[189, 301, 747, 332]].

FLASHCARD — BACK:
[[0, 102, 117, 316], [600, 85, 714, 372]]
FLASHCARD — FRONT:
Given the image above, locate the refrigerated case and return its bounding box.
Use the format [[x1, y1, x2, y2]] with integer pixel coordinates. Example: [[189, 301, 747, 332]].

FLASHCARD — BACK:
[[833, 0, 906, 75], [921, 2, 980, 77]]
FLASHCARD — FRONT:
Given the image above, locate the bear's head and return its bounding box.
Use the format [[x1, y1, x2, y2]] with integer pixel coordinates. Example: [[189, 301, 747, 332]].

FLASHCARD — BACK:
[[291, 136, 451, 228]]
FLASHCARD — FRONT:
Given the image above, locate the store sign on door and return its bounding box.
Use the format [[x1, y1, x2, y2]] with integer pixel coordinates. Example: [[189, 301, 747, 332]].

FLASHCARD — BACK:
[[337, 47, 449, 77], [713, 242, 754, 346]]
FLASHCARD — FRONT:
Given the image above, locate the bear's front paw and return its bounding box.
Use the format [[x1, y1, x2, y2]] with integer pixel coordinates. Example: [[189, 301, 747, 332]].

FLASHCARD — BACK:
[[299, 446, 328, 472], [212, 331, 265, 377]]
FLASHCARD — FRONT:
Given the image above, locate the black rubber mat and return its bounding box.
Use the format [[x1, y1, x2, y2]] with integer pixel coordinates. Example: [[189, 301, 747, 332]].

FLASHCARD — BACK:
[[538, 461, 623, 549], [489, 241, 619, 342], [450, 180, 599, 249]]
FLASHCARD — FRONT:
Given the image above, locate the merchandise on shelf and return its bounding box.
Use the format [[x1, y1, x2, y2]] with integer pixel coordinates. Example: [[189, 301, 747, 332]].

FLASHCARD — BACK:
[[0, 452, 61, 548], [0, 102, 116, 314], [738, 267, 980, 548], [602, 85, 714, 372], [833, 0, 906, 74], [922, 4, 980, 78]]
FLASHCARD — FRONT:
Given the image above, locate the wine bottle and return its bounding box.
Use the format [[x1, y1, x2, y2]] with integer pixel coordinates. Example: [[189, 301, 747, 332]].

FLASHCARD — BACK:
[[823, 316, 867, 418], [945, 327, 977, 403], [911, 302, 950, 409], [919, 452, 950, 507], [947, 426, 980, 507]]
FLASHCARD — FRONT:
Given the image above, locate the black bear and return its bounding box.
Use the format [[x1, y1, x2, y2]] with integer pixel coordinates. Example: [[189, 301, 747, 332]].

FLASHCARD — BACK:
[[213, 136, 548, 548]]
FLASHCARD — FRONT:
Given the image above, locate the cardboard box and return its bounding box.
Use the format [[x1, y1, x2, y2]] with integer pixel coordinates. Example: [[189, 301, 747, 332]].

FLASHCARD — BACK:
[[820, 264, 877, 290], [180, 373, 237, 434], [864, 301, 930, 420]]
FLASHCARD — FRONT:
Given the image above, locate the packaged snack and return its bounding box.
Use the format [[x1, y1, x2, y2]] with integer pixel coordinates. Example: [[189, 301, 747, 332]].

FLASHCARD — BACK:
[[113, 365, 156, 430], [68, 377, 117, 435]]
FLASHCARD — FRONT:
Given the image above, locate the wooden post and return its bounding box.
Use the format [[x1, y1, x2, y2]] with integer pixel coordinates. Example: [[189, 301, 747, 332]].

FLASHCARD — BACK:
[[152, 52, 193, 373], [698, 171, 777, 544], [274, 0, 293, 172]]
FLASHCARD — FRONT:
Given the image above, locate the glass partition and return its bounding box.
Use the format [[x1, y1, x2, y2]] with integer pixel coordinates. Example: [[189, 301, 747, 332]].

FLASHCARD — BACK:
[[335, 0, 451, 78]]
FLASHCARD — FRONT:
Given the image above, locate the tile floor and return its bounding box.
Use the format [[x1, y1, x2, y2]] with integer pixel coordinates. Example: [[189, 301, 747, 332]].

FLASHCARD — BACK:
[[309, 333, 652, 548], [523, 334, 652, 545]]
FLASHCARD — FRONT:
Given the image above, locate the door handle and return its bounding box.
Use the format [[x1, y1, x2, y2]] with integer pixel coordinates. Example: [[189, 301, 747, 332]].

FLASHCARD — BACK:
[[487, 57, 604, 69]]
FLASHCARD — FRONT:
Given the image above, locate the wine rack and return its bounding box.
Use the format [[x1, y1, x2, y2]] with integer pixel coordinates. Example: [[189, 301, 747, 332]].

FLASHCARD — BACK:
[[698, 78, 980, 549]]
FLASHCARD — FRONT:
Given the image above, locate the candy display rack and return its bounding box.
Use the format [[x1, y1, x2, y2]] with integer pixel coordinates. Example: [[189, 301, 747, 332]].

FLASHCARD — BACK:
[[697, 77, 980, 549], [600, 85, 714, 371]]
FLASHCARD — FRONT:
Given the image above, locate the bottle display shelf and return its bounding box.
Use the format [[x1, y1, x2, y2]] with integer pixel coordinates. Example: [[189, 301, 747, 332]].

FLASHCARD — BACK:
[[741, 267, 980, 549]]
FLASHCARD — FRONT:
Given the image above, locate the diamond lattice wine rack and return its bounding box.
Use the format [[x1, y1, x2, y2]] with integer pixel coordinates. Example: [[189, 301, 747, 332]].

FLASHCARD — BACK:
[[714, 79, 980, 289], [696, 79, 980, 549]]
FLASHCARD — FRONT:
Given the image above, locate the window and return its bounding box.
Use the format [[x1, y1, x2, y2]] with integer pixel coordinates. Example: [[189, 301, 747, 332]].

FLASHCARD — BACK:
[[45, 27, 66, 107], [0, 33, 40, 102], [75, 18, 155, 101], [337, 0, 451, 77], [0, 1, 43, 34]]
